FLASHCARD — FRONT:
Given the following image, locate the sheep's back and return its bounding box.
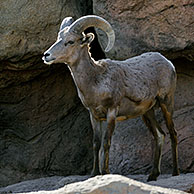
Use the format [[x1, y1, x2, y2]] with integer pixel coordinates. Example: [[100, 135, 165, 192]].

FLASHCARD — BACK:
[[103, 52, 176, 101]]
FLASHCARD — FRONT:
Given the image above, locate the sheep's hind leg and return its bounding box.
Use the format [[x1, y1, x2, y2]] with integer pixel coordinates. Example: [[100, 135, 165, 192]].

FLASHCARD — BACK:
[[99, 108, 116, 174], [90, 112, 102, 176], [158, 95, 179, 176], [142, 108, 165, 181]]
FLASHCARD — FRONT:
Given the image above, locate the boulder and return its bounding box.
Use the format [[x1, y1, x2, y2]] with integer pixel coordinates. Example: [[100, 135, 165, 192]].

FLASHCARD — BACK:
[[0, 174, 190, 194], [42, 175, 186, 194], [93, 0, 194, 61], [149, 173, 194, 193]]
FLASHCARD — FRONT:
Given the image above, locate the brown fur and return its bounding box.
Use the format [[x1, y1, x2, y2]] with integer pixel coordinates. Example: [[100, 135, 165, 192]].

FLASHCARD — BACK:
[[43, 16, 179, 181]]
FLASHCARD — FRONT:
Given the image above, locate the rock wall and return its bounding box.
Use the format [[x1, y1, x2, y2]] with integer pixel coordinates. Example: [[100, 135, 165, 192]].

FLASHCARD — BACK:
[[92, 0, 194, 176], [0, 0, 92, 63], [93, 0, 194, 60], [0, 0, 194, 187], [0, 64, 93, 186], [0, 0, 93, 187]]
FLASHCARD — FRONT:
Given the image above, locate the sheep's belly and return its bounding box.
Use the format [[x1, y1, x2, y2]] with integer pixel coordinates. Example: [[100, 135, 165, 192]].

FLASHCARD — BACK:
[[116, 115, 137, 121], [95, 98, 156, 121], [117, 98, 156, 120]]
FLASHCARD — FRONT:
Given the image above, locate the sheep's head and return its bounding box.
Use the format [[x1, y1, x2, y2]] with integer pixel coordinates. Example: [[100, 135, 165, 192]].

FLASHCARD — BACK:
[[42, 15, 115, 65]]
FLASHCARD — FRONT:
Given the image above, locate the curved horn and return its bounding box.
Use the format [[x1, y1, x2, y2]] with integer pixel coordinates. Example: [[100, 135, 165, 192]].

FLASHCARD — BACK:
[[68, 15, 115, 52], [60, 17, 74, 31]]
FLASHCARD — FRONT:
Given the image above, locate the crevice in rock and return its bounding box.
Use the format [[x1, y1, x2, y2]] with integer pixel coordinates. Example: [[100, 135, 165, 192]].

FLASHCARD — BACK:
[[85, 27, 106, 60], [172, 57, 194, 72], [82, 0, 106, 60]]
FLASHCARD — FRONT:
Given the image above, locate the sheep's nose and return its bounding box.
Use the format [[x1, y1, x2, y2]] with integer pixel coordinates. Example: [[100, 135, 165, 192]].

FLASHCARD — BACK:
[[44, 52, 50, 58]]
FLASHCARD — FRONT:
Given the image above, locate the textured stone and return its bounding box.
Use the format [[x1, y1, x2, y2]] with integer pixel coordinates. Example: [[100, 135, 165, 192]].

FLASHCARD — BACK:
[[93, 0, 194, 61], [0, 0, 93, 187], [0, 64, 93, 187], [1, 0, 194, 188], [54, 175, 186, 194], [0, 0, 92, 65], [0, 175, 89, 193], [0, 174, 189, 194], [92, 1, 194, 177], [149, 173, 194, 193]]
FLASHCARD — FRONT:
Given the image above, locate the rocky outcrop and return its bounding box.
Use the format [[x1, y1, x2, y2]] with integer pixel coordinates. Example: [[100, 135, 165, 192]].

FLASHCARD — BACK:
[[0, 64, 93, 187], [0, 0, 194, 188], [93, 0, 194, 61], [93, 0, 194, 176], [0, 0, 92, 64], [35, 175, 186, 194], [2, 174, 194, 194], [0, 0, 93, 187]]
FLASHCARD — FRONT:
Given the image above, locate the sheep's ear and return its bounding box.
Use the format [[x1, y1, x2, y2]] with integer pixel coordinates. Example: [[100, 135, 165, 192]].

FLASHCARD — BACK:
[[81, 33, 95, 46], [60, 17, 74, 31]]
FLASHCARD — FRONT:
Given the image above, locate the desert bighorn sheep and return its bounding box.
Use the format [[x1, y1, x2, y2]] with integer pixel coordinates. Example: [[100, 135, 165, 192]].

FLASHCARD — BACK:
[[43, 15, 179, 181]]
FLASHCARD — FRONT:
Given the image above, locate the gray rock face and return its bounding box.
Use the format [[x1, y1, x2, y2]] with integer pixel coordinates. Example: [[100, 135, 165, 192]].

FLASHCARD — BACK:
[[1, 174, 193, 194], [93, 0, 194, 178], [0, 0, 194, 188], [0, 65, 93, 187], [93, 0, 194, 61], [0, 0, 91, 64], [0, 0, 93, 187], [49, 175, 187, 194]]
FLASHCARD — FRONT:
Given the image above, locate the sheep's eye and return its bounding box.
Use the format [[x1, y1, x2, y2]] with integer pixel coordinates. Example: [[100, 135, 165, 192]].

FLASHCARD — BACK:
[[65, 41, 74, 46], [68, 41, 74, 45]]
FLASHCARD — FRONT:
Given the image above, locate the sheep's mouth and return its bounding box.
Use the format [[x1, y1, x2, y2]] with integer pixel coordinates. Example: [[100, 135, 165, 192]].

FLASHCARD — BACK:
[[42, 56, 56, 65]]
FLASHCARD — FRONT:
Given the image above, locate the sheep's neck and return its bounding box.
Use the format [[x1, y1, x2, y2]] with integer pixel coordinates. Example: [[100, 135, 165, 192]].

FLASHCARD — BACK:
[[68, 48, 97, 96]]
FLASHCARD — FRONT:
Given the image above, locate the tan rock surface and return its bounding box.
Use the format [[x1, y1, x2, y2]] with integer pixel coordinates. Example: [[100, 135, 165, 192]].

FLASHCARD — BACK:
[[93, 0, 194, 60], [1, 174, 192, 194]]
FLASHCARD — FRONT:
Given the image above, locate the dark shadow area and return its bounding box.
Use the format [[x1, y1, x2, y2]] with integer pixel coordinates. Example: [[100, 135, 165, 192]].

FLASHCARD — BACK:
[[171, 57, 194, 70], [85, 27, 106, 60]]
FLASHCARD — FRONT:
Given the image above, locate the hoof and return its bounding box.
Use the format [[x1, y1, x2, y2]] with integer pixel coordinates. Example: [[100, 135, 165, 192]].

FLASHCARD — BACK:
[[147, 173, 158, 182], [91, 170, 100, 177], [101, 169, 110, 175], [172, 169, 180, 176]]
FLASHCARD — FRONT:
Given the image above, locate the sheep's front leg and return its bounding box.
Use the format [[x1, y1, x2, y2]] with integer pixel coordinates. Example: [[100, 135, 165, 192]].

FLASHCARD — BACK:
[[90, 112, 102, 176], [99, 108, 116, 174]]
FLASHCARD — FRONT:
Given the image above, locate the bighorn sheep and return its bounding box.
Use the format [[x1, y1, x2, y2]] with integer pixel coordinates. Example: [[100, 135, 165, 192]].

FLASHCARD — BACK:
[[42, 15, 179, 181]]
